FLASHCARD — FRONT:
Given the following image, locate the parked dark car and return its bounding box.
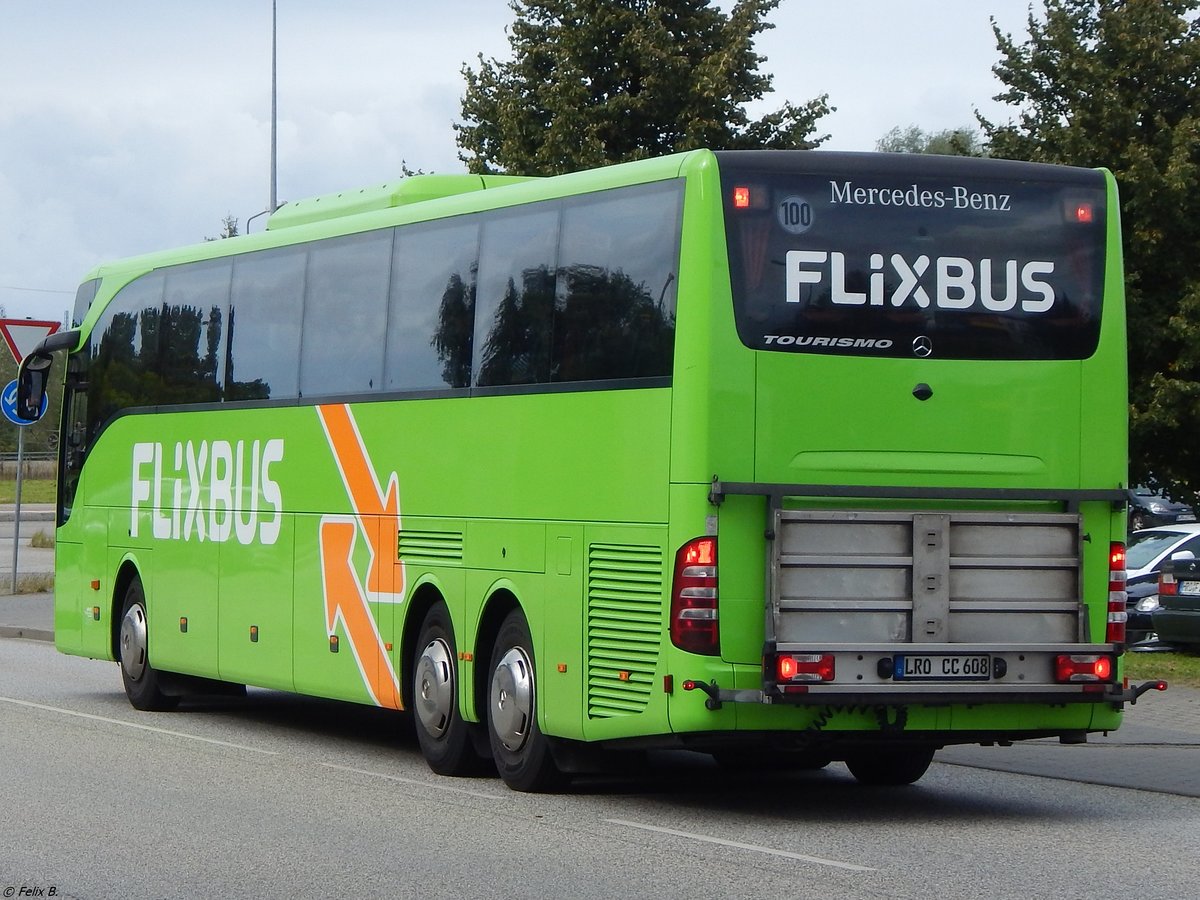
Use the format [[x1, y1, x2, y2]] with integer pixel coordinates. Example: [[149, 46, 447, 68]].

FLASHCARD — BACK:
[[1128, 487, 1196, 532], [1154, 555, 1200, 650], [1124, 525, 1200, 642]]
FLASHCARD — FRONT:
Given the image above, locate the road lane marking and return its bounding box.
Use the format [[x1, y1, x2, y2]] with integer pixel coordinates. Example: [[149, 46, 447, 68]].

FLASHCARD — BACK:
[[603, 818, 875, 872], [0, 695, 277, 755], [319, 762, 504, 800]]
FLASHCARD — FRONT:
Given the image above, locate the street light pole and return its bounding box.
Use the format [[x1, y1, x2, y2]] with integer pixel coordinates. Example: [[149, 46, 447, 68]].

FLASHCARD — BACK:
[[270, 0, 278, 214]]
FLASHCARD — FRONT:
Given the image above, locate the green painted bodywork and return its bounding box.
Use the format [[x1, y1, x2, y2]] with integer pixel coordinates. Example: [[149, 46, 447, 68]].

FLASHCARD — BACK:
[[52, 149, 1129, 747]]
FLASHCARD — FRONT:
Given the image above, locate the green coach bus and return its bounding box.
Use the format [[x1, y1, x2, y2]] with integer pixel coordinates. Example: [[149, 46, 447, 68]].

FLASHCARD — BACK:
[[19, 149, 1155, 791]]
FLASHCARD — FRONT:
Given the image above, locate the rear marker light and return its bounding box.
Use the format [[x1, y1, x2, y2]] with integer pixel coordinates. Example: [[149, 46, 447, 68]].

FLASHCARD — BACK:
[[670, 537, 719, 656], [733, 186, 751, 209], [1107, 541, 1127, 645]]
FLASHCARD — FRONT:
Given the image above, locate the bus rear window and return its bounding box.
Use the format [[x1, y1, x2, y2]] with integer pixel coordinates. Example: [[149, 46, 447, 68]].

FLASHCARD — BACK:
[[718, 153, 1107, 360]]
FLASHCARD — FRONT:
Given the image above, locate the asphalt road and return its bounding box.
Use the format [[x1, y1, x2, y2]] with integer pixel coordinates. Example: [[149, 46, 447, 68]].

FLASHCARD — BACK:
[[1, 638, 1198, 900]]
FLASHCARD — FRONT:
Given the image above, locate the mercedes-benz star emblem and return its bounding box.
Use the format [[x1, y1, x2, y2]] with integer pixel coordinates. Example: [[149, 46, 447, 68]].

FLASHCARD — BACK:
[[912, 335, 933, 358]]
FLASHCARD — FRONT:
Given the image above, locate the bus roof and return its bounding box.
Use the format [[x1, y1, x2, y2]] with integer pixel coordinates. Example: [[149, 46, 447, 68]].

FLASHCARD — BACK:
[[264, 174, 537, 230]]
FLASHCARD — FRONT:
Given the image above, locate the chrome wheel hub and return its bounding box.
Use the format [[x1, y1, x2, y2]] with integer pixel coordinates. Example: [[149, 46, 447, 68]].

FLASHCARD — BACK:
[[490, 646, 534, 753], [415, 637, 455, 738], [119, 604, 148, 681]]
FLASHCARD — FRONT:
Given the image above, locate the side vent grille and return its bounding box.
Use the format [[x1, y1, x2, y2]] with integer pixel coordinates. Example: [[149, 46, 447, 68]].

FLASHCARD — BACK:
[[587, 543, 664, 719], [398, 530, 464, 566]]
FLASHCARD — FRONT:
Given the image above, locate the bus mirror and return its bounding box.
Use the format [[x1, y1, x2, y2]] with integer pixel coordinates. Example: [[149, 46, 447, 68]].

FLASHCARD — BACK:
[[16, 353, 53, 422]]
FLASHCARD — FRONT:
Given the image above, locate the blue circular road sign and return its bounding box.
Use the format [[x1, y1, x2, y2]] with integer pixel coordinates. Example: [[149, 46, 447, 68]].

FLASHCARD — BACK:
[[1, 378, 46, 426]]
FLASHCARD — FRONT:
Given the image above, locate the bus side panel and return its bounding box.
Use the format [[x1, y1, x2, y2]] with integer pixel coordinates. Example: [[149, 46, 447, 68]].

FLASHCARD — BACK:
[[670, 151, 756, 487], [143, 531, 220, 682], [538, 524, 585, 741], [53, 537, 84, 654], [217, 514, 296, 691]]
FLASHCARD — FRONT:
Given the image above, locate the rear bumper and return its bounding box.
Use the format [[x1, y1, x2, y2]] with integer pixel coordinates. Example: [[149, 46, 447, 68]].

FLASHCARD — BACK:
[[681, 642, 1149, 708], [1152, 608, 1200, 645]]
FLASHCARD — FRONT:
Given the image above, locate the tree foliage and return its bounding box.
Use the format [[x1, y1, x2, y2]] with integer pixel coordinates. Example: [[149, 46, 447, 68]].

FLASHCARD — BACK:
[[876, 125, 985, 156], [979, 0, 1200, 494], [205, 214, 240, 242], [456, 0, 832, 175]]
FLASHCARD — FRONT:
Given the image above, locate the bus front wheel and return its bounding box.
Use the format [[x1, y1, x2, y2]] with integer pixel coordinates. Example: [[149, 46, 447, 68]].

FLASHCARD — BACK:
[[118, 577, 179, 712], [412, 603, 488, 776], [486, 610, 563, 792]]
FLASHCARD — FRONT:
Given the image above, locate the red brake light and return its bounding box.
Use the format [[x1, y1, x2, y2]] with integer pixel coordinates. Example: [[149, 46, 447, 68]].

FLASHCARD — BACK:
[[1107, 541, 1127, 645], [732, 186, 751, 209], [671, 537, 719, 656], [1055, 654, 1115, 683], [777, 653, 835, 683]]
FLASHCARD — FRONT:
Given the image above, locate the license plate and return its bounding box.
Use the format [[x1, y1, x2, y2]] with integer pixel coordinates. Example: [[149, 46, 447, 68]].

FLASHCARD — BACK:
[[1181, 581, 1200, 595], [893, 654, 992, 681], [1179, 514, 1197, 523]]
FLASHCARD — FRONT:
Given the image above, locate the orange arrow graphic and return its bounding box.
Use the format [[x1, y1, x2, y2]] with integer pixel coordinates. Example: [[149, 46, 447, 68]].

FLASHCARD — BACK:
[[317, 404, 404, 709], [317, 403, 402, 599]]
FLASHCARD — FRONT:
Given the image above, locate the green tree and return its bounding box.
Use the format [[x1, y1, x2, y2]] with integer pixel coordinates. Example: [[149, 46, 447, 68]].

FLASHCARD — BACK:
[[979, 0, 1200, 495], [456, 0, 832, 176], [876, 125, 985, 156], [205, 214, 239, 242]]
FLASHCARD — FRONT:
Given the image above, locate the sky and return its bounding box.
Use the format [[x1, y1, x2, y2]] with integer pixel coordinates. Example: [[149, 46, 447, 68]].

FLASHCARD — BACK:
[[0, 0, 1040, 325]]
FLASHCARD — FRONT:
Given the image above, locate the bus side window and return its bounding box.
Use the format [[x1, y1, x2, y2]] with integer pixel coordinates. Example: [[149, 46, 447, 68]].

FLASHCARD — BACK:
[[228, 246, 306, 401], [555, 182, 681, 383], [386, 219, 480, 392], [299, 230, 391, 397], [473, 207, 559, 387]]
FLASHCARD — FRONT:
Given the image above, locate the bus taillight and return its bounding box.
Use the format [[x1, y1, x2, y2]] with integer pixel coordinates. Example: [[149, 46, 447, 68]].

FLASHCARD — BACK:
[[670, 537, 719, 656], [1055, 654, 1115, 683], [1107, 541, 1127, 645], [777, 653, 835, 683]]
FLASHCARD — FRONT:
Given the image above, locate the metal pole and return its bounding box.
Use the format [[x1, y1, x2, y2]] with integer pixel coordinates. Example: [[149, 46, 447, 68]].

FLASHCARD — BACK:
[[11, 426, 23, 594], [270, 0, 278, 214]]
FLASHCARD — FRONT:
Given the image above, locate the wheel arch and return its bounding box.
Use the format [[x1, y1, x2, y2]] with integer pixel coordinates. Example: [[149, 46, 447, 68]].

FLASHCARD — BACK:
[[472, 587, 522, 723], [109, 557, 143, 660], [400, 579, 450, 711]]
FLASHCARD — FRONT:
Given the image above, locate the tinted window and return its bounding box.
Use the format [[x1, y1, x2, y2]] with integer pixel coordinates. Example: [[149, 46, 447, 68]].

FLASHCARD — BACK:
[[300, 230, 392, 396], [474, 207, 559, 386], [86, 271, 166, 437], [555, 182, 680, 381], [72, 278, 101, 328], [719, 156, 1106, 360], [228, 245, 306, 400], [161, 260, 230, 404], [386, 219, 479, 391]]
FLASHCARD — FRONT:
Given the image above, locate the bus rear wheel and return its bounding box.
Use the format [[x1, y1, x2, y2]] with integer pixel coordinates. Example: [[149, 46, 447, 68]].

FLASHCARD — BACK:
[[118, 577, 179, 712], [844, 746, 936, 786], [486, 610, 564, 792], [412, 603, 488, 776]]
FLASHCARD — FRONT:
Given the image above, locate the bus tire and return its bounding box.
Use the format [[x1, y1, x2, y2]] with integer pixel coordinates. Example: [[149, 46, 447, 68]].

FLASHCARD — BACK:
[[412, 603, 488, 776], [118, 577, 179, 712], [845, 746, 936, 786], [486, 610, 564, 792]]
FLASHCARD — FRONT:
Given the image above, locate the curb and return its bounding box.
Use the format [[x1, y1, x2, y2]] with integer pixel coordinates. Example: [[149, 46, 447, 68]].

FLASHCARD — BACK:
[[0, 625, 53, 642]]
